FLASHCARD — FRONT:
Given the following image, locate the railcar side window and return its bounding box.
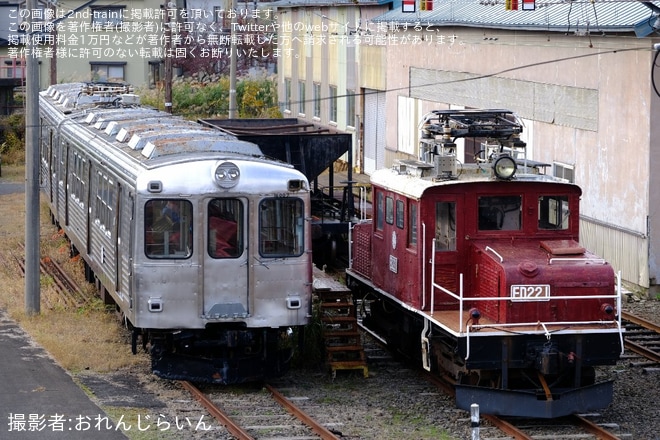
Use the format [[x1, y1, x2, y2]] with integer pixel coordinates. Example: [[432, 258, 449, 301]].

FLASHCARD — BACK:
[[70, 150, 87, 206], [95, 172, 115, 237], [538, 195, 570, 230], [478, 196, 521, 231], [145, 199, 193, 259], [208, 199, 243, 258], [436, 202, 456, 251], [259, 198, 304, 257]]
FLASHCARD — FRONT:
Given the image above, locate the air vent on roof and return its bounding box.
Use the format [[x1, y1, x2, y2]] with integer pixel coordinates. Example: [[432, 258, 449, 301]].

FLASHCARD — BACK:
[[105, 121, 121, 136], [94, 119, 110, 130], [128, 134, 147, 150]]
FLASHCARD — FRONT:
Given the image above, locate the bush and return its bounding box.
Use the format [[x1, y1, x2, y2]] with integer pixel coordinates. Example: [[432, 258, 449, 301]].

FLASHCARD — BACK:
[[0, 113, 26, 165], [137, 77, 281, 119]]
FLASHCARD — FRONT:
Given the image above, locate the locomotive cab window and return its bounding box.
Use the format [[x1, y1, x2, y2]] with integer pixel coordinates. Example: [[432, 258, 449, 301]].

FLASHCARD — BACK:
[[538, 195, 570, 230], [376, 192, 384, 231], [478, 195, 521, 231], [436, 201, 456, 251], [145, 199, 193, 259], [259, 197, 304, 257], [208, 199, 243, 258]]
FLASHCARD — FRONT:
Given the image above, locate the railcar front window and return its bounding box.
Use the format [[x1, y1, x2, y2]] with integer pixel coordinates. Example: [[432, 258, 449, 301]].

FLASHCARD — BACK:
[[538, 195, 570, 230], [145, 199, 193, 259], [208, 199, 243, 258], [259, 198, 304, 257], [478, 196, 522, 231]]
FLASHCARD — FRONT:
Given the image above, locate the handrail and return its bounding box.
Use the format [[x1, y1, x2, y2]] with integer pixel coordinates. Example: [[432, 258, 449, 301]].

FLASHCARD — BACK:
[[549, 257, 606, 265], [427, 239, 625, 358], [485, 246, 503, 263], [421, 223, 426, 310]]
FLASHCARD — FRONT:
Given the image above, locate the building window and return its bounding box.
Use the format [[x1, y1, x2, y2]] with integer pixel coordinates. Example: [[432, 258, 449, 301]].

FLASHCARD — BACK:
[[91, 6, 124, 26], [214, 6, 225, 27], [284, 78, 292, 113], [298, 80, 306, 115], [553, 162, 574, 183], [149, 61, 164, 88], [313, 83, 321, 118], [90, 62, 126, 82], [346, 89, 356, 127], [329, 85, 337, 123]]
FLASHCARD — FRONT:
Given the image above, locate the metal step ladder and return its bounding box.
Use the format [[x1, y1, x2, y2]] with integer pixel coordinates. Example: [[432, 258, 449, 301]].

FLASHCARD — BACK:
[[313, 268, 368, 378]]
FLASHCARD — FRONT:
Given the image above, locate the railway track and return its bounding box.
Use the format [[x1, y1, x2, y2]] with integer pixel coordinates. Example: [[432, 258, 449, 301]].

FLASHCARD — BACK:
[[9, 243, 90, 310], [359, 320, 628, 440], [181, 381, 340, 440], [621, 310, 660, 365], [19, 252, 659, 440]]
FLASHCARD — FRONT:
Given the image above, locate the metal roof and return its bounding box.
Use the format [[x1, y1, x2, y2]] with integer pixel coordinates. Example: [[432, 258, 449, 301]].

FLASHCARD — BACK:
[[270, 0, 385, 8], [370, 1, 660, 35]]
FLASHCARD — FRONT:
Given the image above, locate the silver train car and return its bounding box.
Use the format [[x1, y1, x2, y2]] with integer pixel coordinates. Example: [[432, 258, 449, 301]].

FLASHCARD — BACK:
[[39, 82, 313, 383]]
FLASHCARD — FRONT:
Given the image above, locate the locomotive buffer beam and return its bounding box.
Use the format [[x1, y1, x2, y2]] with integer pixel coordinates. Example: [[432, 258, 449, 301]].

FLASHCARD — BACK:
[[455, 379, 614, 419]]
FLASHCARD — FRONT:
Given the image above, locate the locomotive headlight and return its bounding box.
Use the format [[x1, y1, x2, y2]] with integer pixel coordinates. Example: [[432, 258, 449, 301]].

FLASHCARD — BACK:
[[493, 155, 517, 180], [214, 162, 240, 188]]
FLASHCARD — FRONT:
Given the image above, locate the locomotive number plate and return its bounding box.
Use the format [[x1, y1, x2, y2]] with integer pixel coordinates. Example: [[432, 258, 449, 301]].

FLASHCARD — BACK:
[[510, 284, 550, 302]]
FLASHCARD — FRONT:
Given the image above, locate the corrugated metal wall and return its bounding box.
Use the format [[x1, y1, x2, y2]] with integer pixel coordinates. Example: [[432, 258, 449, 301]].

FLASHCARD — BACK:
[[580, 217, 648, 288]]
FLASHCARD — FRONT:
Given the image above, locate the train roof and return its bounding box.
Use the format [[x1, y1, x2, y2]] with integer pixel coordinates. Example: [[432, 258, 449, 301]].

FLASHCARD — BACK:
[[371, 159, 576, 200], [40, 82, 265, 164]]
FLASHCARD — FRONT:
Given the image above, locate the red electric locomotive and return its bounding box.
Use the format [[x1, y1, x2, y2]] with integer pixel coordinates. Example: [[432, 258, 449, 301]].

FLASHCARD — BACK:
[[346, 109, 624, 418]]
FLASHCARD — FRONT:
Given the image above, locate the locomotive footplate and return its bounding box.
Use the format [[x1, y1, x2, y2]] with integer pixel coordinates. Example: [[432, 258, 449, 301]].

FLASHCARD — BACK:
[[455, 380, 614, 418]]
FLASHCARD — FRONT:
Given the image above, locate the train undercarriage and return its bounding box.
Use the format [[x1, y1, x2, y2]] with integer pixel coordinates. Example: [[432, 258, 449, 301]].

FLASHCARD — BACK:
[[144, 326, 296, 385], [75, 245, 298, 385], [353, 282, 620, 418]]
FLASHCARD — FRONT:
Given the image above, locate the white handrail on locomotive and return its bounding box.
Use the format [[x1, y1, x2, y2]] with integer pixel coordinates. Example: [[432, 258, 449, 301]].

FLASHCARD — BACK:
[[427, 237, 625, 362]]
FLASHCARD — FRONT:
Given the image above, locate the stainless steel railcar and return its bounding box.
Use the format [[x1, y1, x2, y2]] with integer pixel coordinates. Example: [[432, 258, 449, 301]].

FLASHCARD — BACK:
[[39, 83, 313, 383]]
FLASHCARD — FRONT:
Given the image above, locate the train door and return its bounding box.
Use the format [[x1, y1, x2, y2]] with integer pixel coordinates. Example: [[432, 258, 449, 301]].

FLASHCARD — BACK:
[[430, 195, 465, 310], [202, 198, 248, 317]]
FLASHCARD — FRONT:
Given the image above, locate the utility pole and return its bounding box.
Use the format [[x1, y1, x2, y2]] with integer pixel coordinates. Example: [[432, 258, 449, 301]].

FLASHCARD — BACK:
[[49, 0, 57, 85], [25, 0, 41, 315], [164, 2, 173, 113], [228, 0, 237, 118]]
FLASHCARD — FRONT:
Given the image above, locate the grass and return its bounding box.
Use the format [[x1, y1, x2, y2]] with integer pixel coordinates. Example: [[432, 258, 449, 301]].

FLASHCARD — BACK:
[[0, 164, 145, 374]]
